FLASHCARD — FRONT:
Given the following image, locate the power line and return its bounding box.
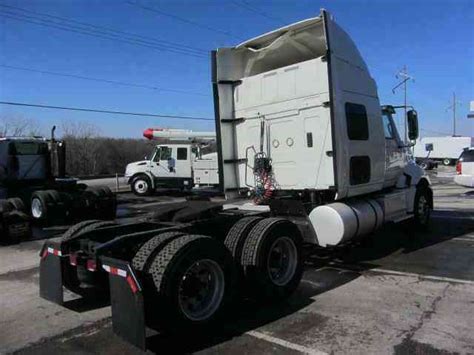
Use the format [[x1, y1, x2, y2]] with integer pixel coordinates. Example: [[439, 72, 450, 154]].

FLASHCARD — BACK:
[[125, 1, 243, 40], [230, 1, 283, 24], [0, 3, 207, 55], [0, 6, 207, 58], [0, 64, 209, 97], [0, 101, 214, 121], [0, 12, 206, 59]]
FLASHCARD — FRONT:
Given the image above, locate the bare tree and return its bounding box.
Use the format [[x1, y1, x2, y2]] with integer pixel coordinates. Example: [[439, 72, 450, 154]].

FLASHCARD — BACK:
[[0, 115, 41, 137], [61, 120, 102, 176]]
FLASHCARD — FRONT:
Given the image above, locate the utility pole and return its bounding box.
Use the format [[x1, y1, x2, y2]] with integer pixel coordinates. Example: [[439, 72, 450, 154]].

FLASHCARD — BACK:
[[392, 65, 414, 143], [446, 92, 461, 136]]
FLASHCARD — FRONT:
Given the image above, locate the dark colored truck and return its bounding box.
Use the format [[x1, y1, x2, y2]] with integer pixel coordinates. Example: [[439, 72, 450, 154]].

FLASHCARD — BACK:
[[0, 127, 116, 243]]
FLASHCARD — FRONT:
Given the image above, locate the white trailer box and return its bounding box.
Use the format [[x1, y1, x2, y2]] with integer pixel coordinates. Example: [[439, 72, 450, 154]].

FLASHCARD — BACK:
[[413, 136, 473, 165]]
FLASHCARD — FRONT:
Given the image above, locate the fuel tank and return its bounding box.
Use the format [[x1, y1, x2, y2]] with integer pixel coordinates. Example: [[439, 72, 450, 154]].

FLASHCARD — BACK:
[[309, 199, 384, 247]]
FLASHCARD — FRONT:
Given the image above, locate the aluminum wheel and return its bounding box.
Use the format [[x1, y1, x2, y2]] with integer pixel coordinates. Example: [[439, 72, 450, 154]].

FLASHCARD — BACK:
[[267, 236, 298, 286], [417, 195, 430, 225], [178, 259, 225, 321], [133, 179, 149, 194], [31, 198, 44, 219]]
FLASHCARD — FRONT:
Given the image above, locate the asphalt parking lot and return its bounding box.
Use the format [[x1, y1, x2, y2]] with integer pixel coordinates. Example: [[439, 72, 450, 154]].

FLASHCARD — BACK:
[[1, 167, 473, 354]]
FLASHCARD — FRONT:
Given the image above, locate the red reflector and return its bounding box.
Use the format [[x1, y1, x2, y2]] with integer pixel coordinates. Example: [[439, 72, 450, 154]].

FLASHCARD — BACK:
[[86, 259, 97, 272], [456, 161, 462, 175], [126, 275, 138, 294], [69, 253, 78, 266], [41, 249, 48, 259]]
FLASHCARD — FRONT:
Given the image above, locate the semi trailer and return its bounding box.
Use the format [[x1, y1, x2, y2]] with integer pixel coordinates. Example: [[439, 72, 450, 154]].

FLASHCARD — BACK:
[[125, 128, 218, 195], [0, 127, 116, 242], [39, 10, 432, 350], [413, 136, 473, 166]]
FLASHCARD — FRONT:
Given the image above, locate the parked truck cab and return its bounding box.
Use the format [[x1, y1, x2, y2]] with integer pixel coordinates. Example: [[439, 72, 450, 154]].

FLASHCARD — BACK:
[[125, 144, 195, 195], [39, 10, 433, 350], [0, 132, 116, 238]]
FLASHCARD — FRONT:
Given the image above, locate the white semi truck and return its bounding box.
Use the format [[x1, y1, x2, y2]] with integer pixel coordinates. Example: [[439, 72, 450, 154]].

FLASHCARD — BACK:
[[413, 136, 473, 166], [39, 10, 432, 350], [125, 128, 219, 195]]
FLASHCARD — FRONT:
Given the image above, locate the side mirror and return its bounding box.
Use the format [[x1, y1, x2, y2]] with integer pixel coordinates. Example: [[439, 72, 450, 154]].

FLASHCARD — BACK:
[[407, 110, 419, 141]]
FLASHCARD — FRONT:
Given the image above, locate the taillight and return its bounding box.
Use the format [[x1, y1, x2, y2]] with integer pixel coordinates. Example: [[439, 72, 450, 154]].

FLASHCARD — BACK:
[[456, 161, 462, 175], [86, 259, 97, 272], [69, 253, 78, 266]]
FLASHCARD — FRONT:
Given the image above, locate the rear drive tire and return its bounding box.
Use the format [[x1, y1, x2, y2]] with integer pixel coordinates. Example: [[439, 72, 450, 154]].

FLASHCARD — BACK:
[[61, 220, 117, 293], [62, 220, 117, 243], [86, 186, 116, 220], [224, 216, 264, 265], [241, 218, 303, 301], [131, 175, 153, 196], [7, 198, 25, 213], [148, 235, 237, 332], [132, 231, 185, 272], [0, 199, 13, 214], [61, 219, 101, 242]]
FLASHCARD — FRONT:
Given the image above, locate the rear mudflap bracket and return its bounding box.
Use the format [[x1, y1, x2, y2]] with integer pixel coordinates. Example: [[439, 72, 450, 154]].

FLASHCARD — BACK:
[[101, 256, 147, 350], [39, 241, 68, 305]]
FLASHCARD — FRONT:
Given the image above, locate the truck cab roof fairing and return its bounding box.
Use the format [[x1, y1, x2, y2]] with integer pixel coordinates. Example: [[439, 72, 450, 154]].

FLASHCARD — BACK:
[[216, 10, 371, 81]]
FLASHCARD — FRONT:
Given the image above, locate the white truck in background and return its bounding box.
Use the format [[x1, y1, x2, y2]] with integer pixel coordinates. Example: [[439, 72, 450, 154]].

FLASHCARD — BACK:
[[40, 10, 434, 350], [125, 128, 219, 195], [413, 136, 473, 167]]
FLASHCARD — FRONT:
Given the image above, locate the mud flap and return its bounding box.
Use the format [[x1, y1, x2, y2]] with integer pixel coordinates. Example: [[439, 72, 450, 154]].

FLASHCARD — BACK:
[[101, 256, 146, 350], [39, 241, 66, 305]]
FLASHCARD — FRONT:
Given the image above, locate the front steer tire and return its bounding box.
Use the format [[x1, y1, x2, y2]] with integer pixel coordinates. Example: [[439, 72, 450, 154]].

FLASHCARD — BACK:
[[241, 218, 304, 301], [147, 235, 237, 333], [131, 175, 153, 196], [413, 185, 432, 231]]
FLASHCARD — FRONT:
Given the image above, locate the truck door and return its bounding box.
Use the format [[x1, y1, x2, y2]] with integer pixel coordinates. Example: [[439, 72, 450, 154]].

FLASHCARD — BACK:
[[382, 111, 404, 186], [174, 146, 192, 179], [154, 146, 175, 178]]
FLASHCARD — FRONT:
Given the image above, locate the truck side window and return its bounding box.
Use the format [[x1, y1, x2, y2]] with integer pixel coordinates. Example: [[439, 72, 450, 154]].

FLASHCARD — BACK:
[[159, 147, 172, 160], [345, 103, 369, 141], [382, 114, 394, 139], [177, 148, 187, 160]]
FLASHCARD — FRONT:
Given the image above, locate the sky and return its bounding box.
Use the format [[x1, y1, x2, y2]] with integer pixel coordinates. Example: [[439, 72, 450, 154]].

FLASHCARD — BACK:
[[0, 0, 473, 139]]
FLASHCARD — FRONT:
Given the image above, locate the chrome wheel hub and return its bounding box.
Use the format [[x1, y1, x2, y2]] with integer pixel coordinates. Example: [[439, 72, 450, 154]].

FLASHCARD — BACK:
[[134, 180, 148, 194], [31, 198, 43, 219]]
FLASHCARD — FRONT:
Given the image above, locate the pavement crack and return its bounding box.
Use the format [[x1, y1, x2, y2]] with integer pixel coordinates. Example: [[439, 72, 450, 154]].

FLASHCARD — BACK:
[[398, 284, 450, 343]]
